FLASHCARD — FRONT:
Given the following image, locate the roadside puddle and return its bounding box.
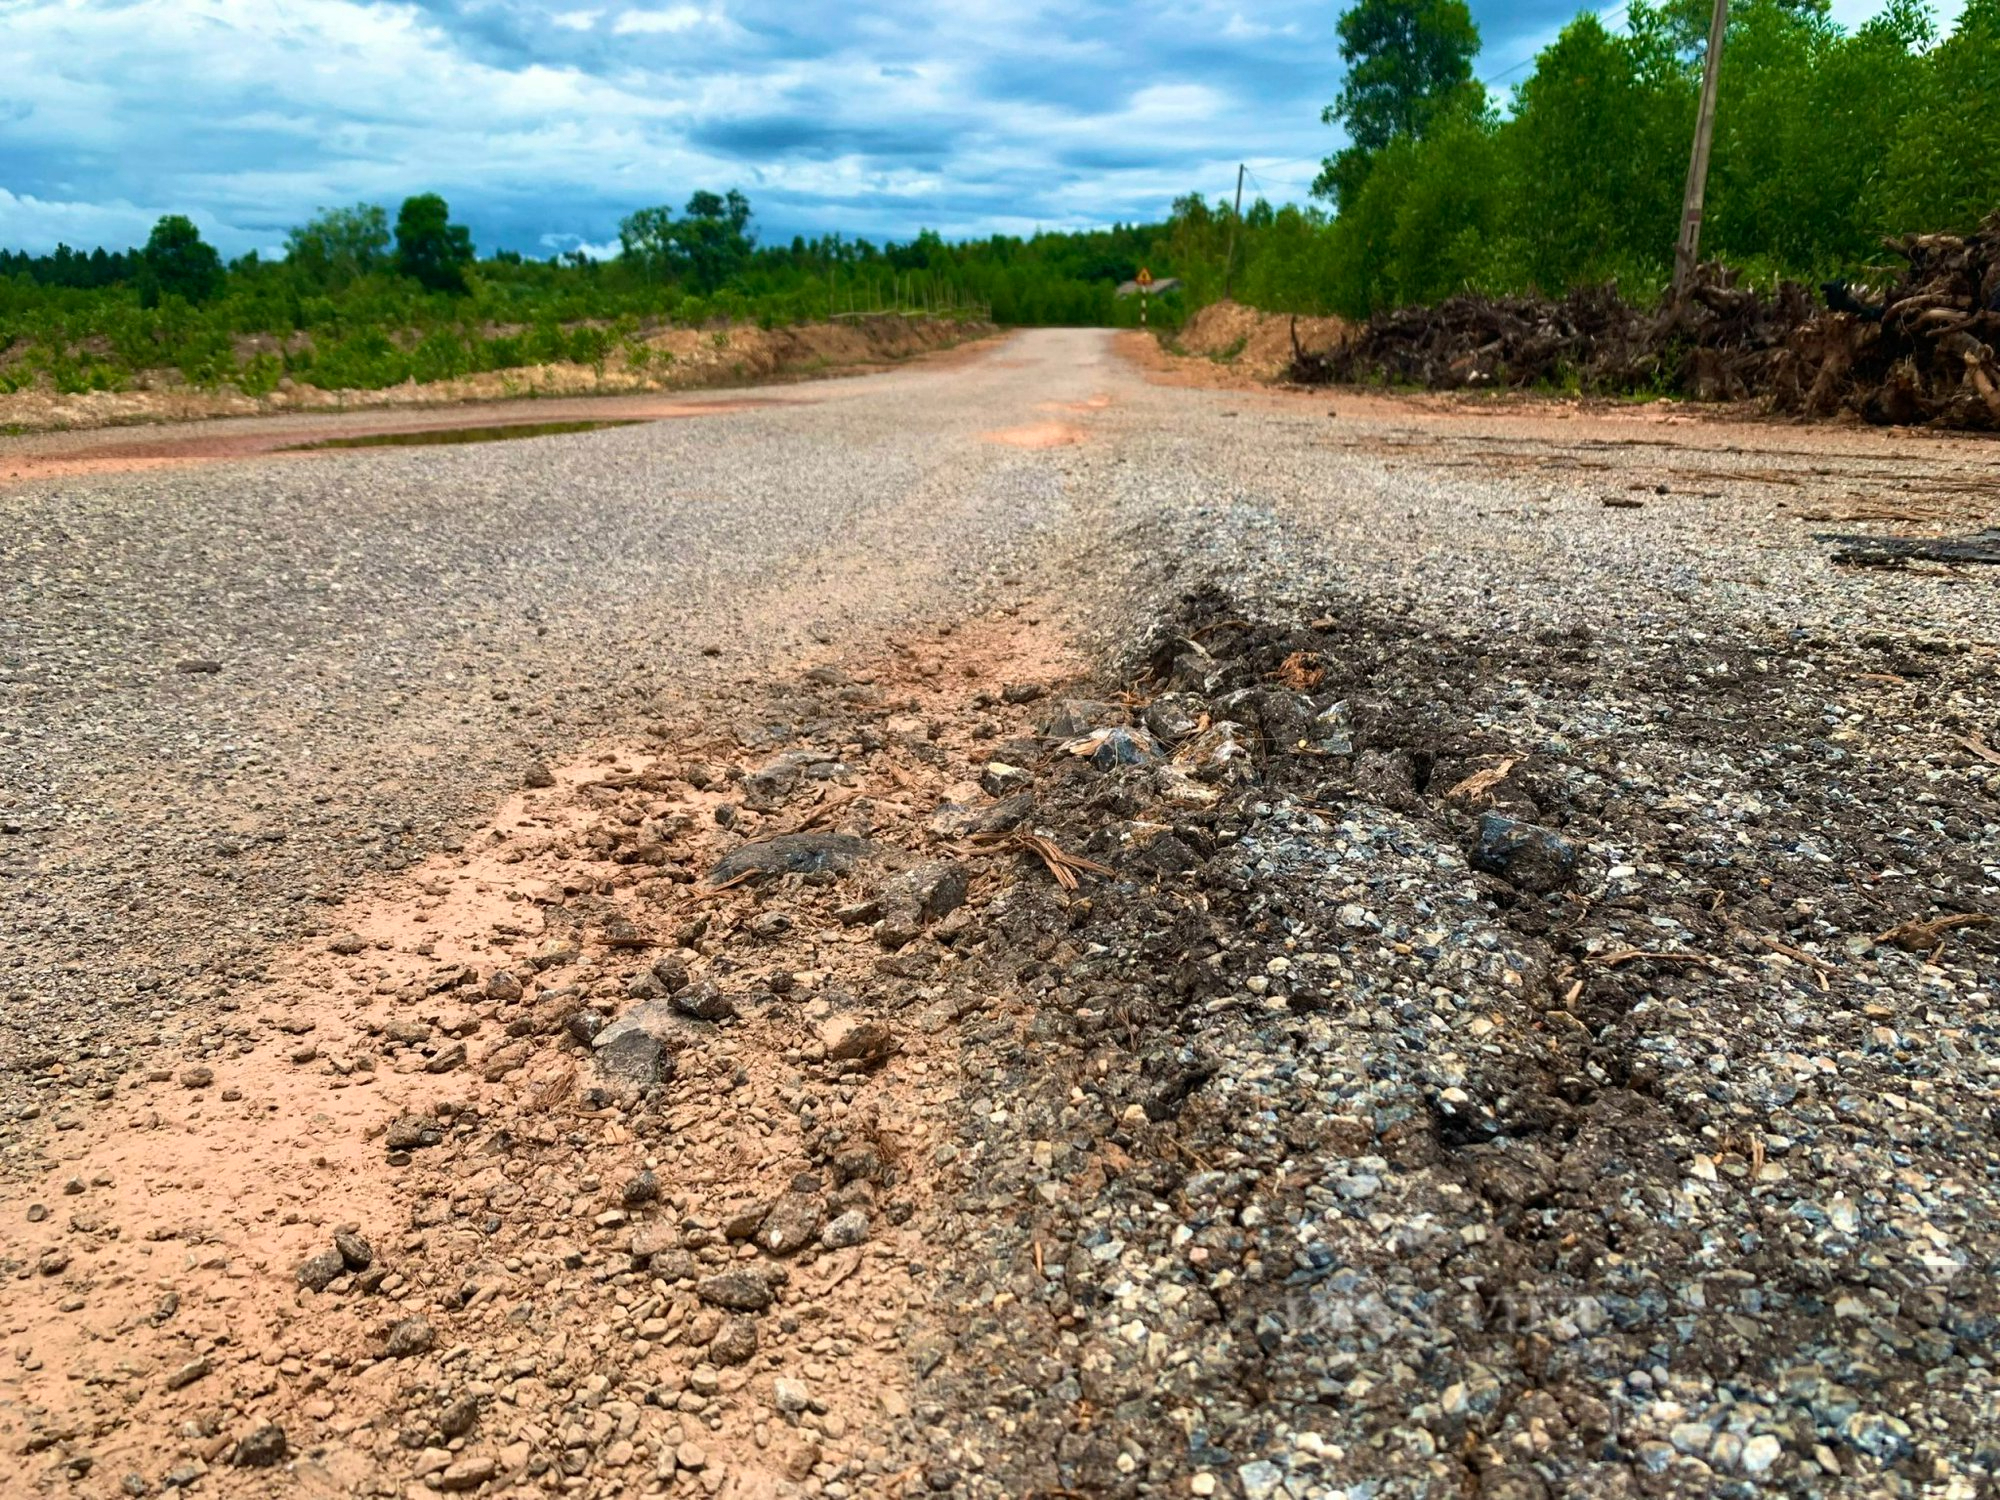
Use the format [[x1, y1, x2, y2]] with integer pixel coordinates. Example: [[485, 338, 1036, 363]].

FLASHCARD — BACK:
[[282, 419, 647, 451]]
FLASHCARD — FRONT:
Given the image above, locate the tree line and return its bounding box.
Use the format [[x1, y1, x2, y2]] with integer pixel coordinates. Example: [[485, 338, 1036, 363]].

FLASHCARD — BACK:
[[1213, 0, 2000, 317], [0, 188, 1176, 396], [2, 0, 1992, 399]]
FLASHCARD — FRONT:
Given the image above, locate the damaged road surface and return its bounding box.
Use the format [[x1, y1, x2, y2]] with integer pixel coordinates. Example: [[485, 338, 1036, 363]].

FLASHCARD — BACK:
[[3, 330, 1999, 1500]]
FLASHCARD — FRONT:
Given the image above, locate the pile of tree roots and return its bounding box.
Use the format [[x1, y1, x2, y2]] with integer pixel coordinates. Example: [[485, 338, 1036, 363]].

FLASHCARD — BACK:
[[1291, 212, 2000, 430]]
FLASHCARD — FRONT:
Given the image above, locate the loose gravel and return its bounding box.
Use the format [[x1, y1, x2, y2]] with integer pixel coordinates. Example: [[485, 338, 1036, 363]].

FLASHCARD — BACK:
[[0, 339, 1100, 1154], [4, 331, 1998, 1500]]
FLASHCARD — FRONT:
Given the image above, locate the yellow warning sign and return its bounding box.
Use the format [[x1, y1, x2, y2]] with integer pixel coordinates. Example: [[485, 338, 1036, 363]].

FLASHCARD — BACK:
[[1136, 267, 1154, 287]]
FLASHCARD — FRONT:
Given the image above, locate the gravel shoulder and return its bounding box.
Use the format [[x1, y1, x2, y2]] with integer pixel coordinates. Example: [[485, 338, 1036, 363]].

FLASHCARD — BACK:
[[3, 330, 1998, 1499]]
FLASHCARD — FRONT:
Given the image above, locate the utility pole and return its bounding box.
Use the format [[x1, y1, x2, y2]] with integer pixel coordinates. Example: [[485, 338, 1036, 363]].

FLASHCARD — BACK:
[[1671, 0, 1729, 307], [1222, 163, 1246, 302]]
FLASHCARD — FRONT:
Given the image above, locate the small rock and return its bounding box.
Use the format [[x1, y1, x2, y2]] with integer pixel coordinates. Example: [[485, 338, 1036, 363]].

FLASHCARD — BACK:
[[1142, 693, 1205, 742], [175, 658, 222, 674], [1469, 813, 1578, 894], [178, 1066, 214, 1090], [1179, 721, 1253, 783], [1841, 1411, 1911, 1462], [384, 1317, 434, 1357], [438, 1455, 497, 1492], [385, 1116, 443, 1151], [1237, 1460, 1285, 1500], [672, 980, 737, 1022], [773, 1378, 811, 1414], [164, 1357, 211, 1392], [1063, 725, 1164, 769], [1741, 1434, 1782, 1474], [1311, 700, 1356, 755], [621, 1170, 660, 1208], [328, 932, 366, 956], [877, 860, 970, 922], [485, 969, 522, 1003], [980, 762, 1033, 796], [781, 1442, 821, 1482], [438, 1397, 481, 1439], [1669, 1422, 1714, 1456], [821, 1016, 897, 1066], [709, 833, 871, 883], [631, 1220, 681, 1260], [229, 1427, 287, 1468], [1039, 699, 1127, 737], [593, 1027, 678, 1090], [758, 1192, 825, 1256], [523, 762, 556, 789], [696, 1269, 777, 1311], [478, 1040, 530, 1081], [334, 1228, 374, 1270], [821, 1209, 870, 1249], [296, 1248, 346, 1292], [708, 1317, 759, 1366]]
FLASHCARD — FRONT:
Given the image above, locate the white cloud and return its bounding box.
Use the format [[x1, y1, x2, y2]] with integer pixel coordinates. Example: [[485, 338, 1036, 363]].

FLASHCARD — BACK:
[[0, 189, 184, 251], [9, 0, 1957, 256], [1223, 11, 1298, 39], [610, 5, 721, 35], [540, 231, 622, 258]]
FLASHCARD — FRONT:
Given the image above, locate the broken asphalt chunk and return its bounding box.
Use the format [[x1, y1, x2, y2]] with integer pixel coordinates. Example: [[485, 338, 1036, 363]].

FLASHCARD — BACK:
[[708, 832, 871, 883], [1468, 812, 1579, 894]]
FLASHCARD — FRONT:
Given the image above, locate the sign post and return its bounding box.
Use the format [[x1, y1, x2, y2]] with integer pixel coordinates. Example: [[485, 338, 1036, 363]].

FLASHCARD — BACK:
[[1137, 267, 1154, 329]]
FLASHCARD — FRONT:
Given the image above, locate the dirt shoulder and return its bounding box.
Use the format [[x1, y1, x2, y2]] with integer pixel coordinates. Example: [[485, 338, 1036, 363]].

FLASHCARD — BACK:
[[1115, 326, 2000, 468], [0, 316, 1001, 441]]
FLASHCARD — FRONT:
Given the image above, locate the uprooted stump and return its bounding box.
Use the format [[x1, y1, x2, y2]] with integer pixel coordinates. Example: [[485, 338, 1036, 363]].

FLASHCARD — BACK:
[[1291, 211, 2000, 432]]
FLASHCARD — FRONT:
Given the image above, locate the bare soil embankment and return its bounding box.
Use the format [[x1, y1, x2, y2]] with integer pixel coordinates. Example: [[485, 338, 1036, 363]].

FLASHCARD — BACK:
[[0, 315, 996, 436], [1152, 299, 1350, 383]]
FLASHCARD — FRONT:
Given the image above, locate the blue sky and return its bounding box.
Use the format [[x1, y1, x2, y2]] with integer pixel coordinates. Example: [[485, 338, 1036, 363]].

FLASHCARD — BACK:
[[0, 0, 1958, 258]]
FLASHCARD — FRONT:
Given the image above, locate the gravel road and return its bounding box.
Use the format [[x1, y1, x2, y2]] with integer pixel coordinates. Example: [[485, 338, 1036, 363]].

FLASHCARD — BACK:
[[4, 330, 1998, 1499], [0, 335, 1108, 1129]]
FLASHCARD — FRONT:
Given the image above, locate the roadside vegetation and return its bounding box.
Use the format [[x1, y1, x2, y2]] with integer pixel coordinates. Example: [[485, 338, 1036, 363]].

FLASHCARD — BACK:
[[0, 192, 1158, 400], [1, 0, 1992, 401], [1209, 0, 2000, 319]]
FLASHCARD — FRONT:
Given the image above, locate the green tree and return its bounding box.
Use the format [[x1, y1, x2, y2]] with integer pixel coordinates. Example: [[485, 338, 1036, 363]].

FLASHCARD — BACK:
[[139, 215, 223, 305], [1874, 0, 2000, 233], [1314, 0, 1483, 207], [618, 190, 755, 294], [1494, 11, 1690, 292], [286, 203, 391, 290], [394, 194, 474, 294]]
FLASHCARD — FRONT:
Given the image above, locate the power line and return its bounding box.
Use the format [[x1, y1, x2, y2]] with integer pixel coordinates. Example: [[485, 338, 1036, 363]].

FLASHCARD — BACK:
[[1480, 3, 1632, 89], [1242, 154, 1328, 171]]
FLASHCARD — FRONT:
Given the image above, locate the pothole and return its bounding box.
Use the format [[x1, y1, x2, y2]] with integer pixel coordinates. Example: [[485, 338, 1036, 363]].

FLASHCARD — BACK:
[[978, 421, 1086, 449], [283, 419, 648, 451]]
